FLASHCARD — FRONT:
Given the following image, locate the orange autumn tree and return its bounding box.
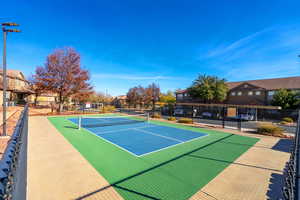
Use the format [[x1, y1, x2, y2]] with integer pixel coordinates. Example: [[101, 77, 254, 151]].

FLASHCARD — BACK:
[[28, 74, 47, 106], [35, 47, 92, 112], [126, 83, 160, 109], [146, 83, 160, 110]]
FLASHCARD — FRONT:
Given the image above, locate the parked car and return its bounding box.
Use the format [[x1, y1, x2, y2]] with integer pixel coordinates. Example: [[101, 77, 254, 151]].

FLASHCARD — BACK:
[[239, 114, 255, 121], [228, 114, 255, 121], [174, 109, 184, 115], [201, 112, 213, 118]]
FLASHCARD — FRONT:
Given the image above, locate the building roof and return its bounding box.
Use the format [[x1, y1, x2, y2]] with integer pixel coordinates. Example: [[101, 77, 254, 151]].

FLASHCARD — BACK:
[[114, 95, 127, 100], [176, 76, 300, 93], [0, 69, 27, 82], [0, 69, 33, 93], [176, 89, 187, 94], [0, 84, 34, 93], [227, 76, 300, 90]]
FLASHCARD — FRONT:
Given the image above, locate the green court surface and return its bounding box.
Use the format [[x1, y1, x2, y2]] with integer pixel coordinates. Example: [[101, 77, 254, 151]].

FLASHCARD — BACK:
[[48, 116, 259, 200]]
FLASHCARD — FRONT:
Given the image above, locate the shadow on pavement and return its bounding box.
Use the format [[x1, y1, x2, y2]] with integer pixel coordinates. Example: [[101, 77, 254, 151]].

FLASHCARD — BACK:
[[75, 134, 234, 200], [272, 139, 292, 153], [266, 173, 284, 200]]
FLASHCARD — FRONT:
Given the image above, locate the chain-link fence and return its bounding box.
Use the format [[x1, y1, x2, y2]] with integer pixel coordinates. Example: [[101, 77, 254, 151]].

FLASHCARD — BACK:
[[0, 105, 28, 200], [282, 110, 300, 200], [159, 103, 298, 134], [116, 104, 298, 134]]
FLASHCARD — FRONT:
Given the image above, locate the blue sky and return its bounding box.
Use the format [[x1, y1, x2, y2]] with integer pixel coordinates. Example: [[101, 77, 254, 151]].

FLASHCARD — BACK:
[[1, 0, 300, 96]]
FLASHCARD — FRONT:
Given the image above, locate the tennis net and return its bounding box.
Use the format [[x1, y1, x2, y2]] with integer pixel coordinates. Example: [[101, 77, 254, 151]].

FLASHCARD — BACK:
[[78, 113, 149, 129]]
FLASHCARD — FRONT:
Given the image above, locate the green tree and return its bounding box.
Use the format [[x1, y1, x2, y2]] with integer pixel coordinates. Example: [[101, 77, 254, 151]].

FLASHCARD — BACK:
[[272, 89, 300, 109], [159, 90, 176, 116], [212, 78, 228, 102], [187, 74, 228, 103], [160, 91, 176, 104]]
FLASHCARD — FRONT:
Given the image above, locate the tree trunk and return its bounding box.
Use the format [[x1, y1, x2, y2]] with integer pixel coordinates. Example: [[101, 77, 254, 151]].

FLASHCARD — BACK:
[[152, 99, 156, 111], [34, 93, 39, 106], [58, 93, 63, 113]]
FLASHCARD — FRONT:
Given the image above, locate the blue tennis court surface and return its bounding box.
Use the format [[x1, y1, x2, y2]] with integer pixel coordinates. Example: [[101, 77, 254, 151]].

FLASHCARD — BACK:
[[68, 117, 208, 156]]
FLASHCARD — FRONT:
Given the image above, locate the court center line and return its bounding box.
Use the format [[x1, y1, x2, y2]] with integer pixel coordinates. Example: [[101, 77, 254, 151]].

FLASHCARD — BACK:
[[133, 128, 184, 143]]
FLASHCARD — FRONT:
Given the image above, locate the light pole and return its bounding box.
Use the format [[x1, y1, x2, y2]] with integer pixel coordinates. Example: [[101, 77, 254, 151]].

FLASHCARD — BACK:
[[1, 22, 20, 136]]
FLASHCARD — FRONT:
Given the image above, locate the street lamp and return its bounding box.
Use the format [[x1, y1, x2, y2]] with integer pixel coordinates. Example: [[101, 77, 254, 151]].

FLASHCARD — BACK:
[[1, 22, 20, 136]]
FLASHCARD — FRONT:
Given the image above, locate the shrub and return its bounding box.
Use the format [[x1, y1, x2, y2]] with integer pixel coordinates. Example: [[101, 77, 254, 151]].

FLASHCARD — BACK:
[[257, 123, 284, 137], [168, 116, 176, 121], [282, 117, 293, 123], [177, 118, 193, 124], [280, 121, 289, 125], [103, 105, 116, 113], [152, 113, 161, 118]]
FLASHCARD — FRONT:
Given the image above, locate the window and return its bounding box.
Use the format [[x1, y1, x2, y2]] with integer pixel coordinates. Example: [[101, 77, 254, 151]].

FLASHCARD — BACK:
[[248, 91, 253, 96], [177, 94, 183, 99], [244, 84, 248, 88], [255, 91, 261, 95], [231, 92, 236, 96], [237, 91, 242, 96], [268, 91, 275, 96]]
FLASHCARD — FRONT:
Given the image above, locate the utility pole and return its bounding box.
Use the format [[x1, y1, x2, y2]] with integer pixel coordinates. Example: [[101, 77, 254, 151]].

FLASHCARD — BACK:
[[1, 22, 20, 136]]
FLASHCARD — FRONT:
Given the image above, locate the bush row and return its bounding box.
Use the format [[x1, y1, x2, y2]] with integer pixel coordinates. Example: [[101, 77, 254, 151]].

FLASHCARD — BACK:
[[280, 117, 294, 125], [257, 123, 284, 137], [150, 115, 287, 138]]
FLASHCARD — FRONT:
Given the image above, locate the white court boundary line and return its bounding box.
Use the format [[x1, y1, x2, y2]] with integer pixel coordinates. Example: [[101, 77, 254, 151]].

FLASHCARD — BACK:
[[133, 128, 183, 143], [80, 113, 147, 119], [67, 118, 209, 157], [139, 133, 209, 157], [79, 114, 148, 128], [67, 118, 139, 157], [92, 124, 159, 135]]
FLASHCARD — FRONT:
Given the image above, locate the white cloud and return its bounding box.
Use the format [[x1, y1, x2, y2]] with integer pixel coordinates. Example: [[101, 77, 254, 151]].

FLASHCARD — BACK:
[[198, 25, 300, 80], [204, 28, 271, 59], [225, 59, 300, 81]]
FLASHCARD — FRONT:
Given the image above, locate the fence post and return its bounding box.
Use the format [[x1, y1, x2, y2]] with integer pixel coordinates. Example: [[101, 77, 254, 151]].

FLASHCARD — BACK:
[[222, 107, 225, 128], [238, 117, 242, 132], [192, 106, 194, 123], [295, 110, 300, 200]]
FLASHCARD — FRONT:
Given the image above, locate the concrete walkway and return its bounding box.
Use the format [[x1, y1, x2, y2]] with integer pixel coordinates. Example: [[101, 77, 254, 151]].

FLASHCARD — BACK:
[[28, 116, 290, 200], [27, 116, 123, 200], [190, 132, 290, 200]]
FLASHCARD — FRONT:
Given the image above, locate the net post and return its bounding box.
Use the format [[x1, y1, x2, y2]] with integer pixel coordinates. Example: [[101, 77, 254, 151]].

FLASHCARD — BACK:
[[78, 116, 82, 130], [146, 113, 150, 122]]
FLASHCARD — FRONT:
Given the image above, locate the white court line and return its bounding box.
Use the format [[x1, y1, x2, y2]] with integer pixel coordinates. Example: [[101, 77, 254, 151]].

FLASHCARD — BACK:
[[133, 128, 183, 143], [67, 118, 155, 157], [68, 119, 140, 157], [138, 133, 209, 157], [66, 118, 209, 157], [92, 124, 159, 135]]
